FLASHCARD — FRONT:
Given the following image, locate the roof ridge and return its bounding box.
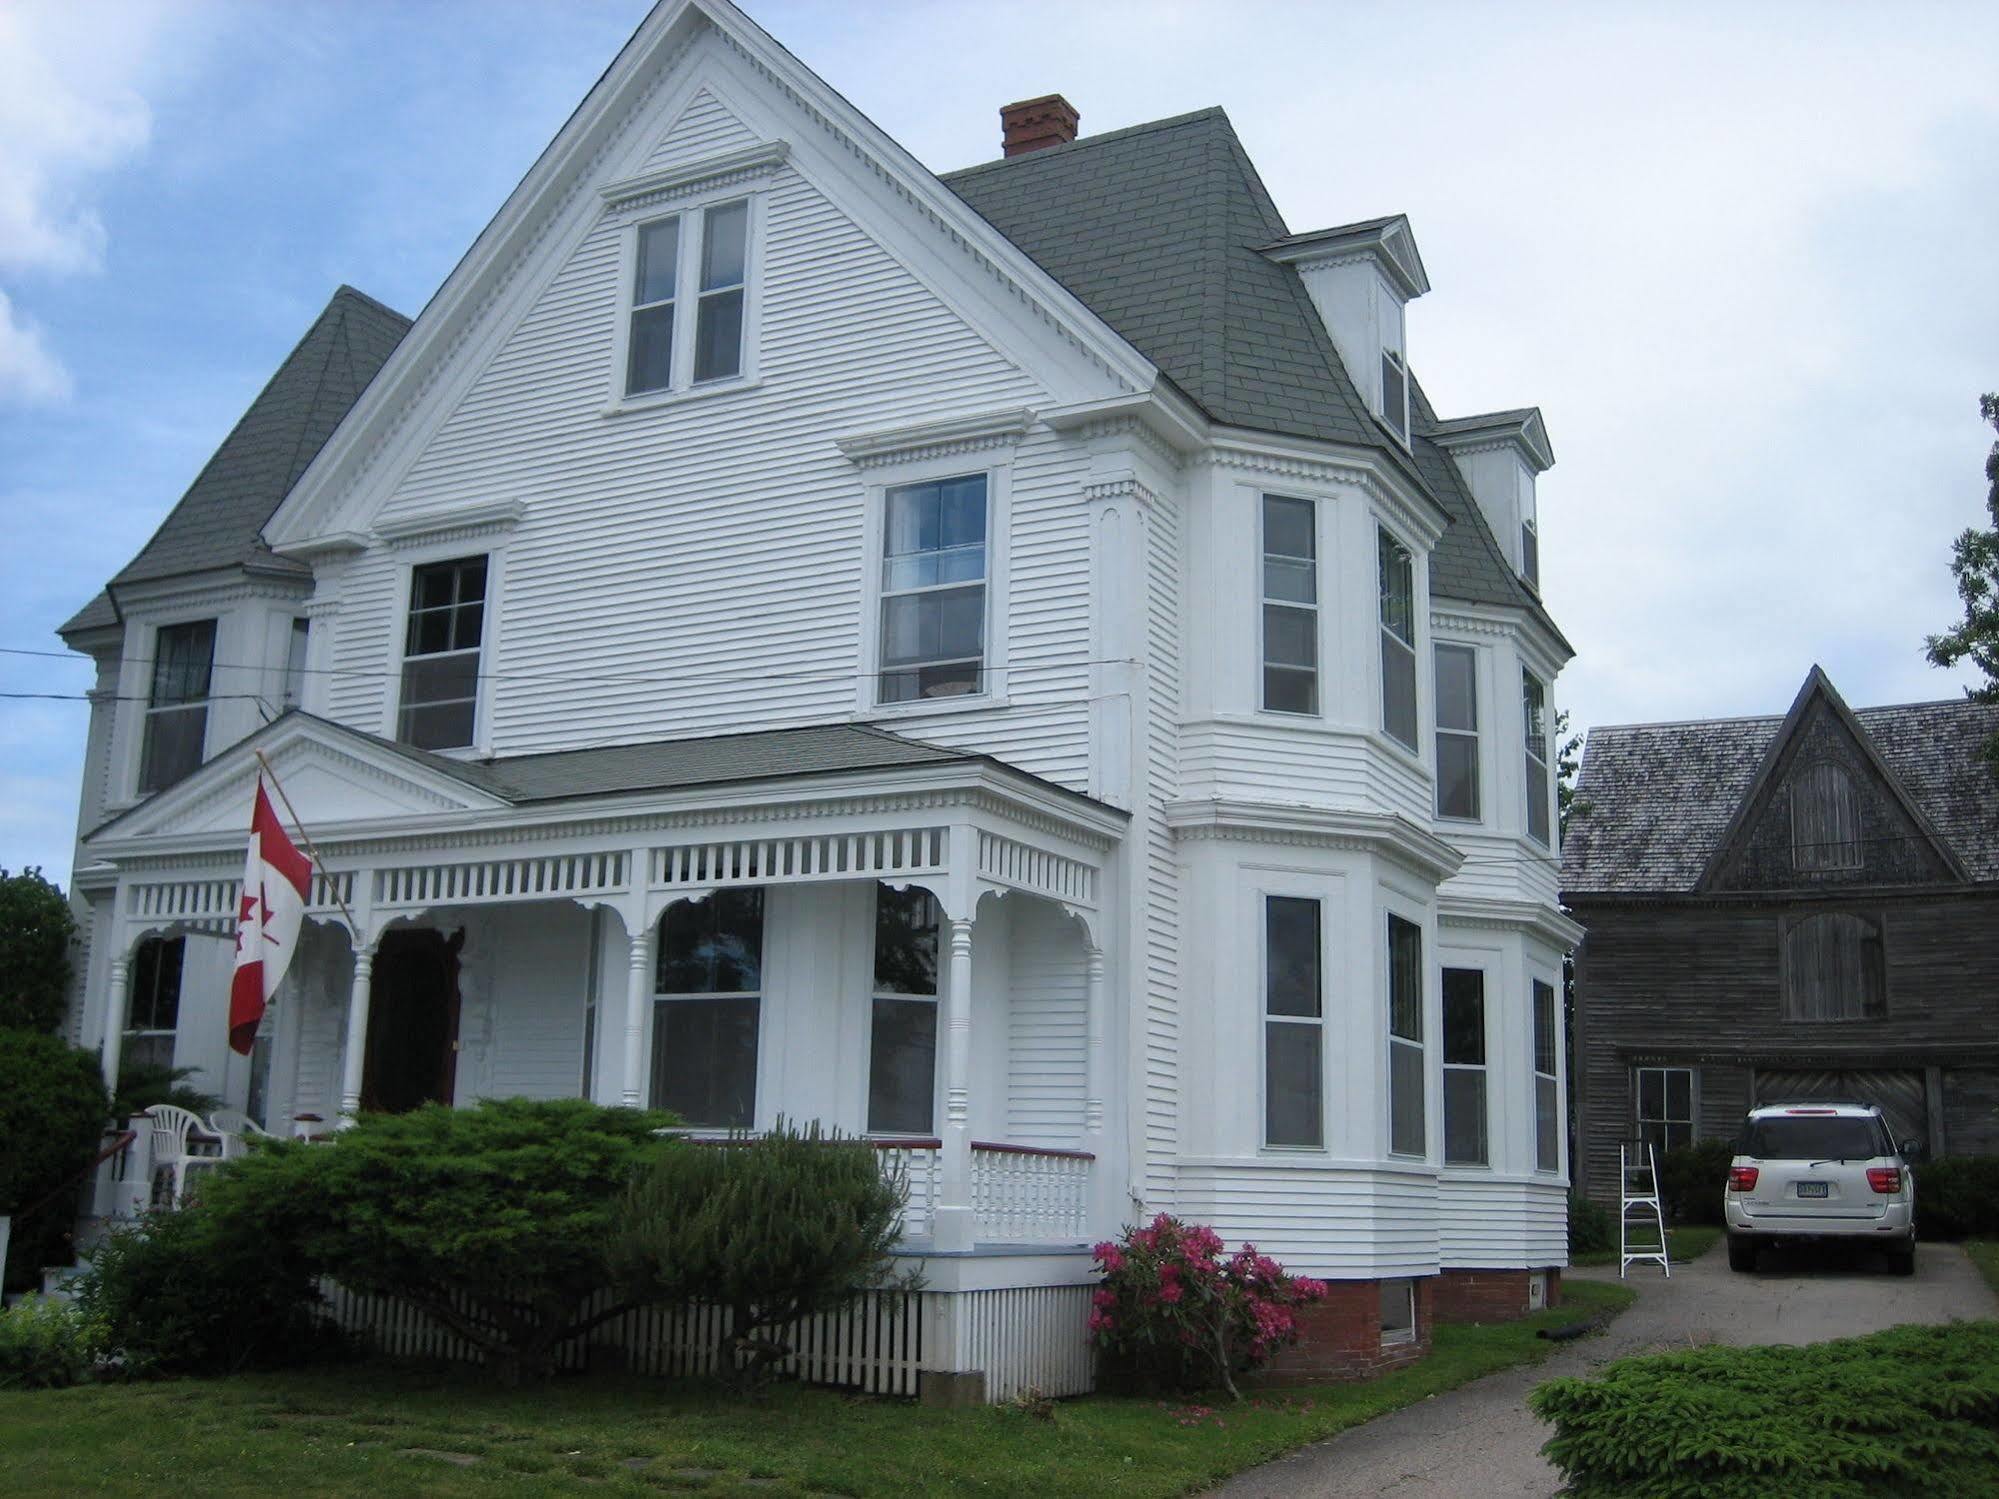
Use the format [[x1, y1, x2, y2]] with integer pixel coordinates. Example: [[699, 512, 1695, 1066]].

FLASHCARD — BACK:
[[938, 105, 1230, 181]]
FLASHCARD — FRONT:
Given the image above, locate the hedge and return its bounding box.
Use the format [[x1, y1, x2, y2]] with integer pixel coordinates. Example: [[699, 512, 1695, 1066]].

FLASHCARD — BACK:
[[1913, 1156, 1999, 1240], [1531, 1321, 1999, 1498], [1657, 1139, 1733, 1226]]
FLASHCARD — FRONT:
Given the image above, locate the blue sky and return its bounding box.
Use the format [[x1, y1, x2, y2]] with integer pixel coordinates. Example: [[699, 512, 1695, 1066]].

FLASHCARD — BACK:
[[3, 0, 1996, 887]]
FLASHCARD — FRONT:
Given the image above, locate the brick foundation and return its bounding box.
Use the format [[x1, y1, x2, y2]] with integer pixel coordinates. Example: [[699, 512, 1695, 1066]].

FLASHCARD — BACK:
[[1431, 1267, 1563, 1325], [1251, 1276, 1434, 1385]]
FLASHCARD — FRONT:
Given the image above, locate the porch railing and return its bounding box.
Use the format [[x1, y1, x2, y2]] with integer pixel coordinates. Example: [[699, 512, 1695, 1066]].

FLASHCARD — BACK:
[[970, 1142, 1093, 1244]]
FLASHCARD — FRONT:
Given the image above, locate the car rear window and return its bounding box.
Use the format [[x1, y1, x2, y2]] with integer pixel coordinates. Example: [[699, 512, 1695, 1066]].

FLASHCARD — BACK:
[[1740, 1116, 1890, 1160]]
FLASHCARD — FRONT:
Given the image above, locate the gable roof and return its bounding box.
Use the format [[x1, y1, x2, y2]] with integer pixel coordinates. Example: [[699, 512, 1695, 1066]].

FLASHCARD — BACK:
[[943, 109, 1565, 646], [1562, 673, 1999, 894], [59, 286, 411, 636]]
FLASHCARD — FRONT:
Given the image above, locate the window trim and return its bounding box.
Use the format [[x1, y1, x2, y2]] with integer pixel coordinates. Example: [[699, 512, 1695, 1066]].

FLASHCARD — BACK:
[[1531, 974, 1561, 1175], [606, 188, 765, 414], [125, 934, 185, 1073], [1385, 909, 1427, 1160], [857, 455, 1012, 720], [384, 542, 505, 756], [1378, 526, 1420, 754], [867, 882, 942, 1137], [1259, 493, 1321, 718], [1433, 642, 1481, 822], [1261, 891, 1327, 1152], [1522, 670, 1553, 848], [1634, 1065, 1696, 1155], [1440, 965, 1489, 1169], [137, 617, 217, 796], [649, 888, 768, 1129], [1379, 347, 1411, 448]]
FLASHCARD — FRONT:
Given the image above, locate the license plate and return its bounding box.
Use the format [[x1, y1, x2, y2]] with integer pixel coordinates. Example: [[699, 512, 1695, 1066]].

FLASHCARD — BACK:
[[1796, 1181, 1830, 1198]]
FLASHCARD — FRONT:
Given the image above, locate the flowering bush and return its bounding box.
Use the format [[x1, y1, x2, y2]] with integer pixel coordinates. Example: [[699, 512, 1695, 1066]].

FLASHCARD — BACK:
[[1088, 1213, 1328, 1398]]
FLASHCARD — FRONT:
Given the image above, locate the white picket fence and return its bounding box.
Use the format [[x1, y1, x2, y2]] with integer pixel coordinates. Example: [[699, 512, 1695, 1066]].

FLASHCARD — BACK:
[[318, 1281, 1096, 1401]]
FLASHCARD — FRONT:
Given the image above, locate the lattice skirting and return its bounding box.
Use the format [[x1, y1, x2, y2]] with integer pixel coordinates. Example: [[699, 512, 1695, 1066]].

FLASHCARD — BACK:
[[319, 1283, 1096, 1402]]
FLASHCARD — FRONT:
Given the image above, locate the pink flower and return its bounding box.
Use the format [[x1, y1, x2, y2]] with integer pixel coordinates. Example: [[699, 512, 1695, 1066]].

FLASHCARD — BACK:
[[1092, 1286, 1117, 1309], [1095, 1244, 1125, 1273], [1158, 1280, 1183, 1304]]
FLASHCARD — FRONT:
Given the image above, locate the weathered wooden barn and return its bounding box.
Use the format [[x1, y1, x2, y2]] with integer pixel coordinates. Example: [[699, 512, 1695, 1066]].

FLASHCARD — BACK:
[[1561, 666, 1999, 1202]]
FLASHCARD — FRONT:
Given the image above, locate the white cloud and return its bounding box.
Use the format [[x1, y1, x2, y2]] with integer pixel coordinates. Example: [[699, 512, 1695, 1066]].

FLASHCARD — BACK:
[[0, 287, 72, 403]]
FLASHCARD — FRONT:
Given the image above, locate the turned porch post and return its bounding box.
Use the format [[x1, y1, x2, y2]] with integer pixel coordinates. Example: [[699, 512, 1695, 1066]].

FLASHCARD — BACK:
[[934, 914, 978, 1252], [337, 943, 376, 1124], [621, 922, 654, 1109], [99, 951, 132, 1095], [1084, 944, 1107, 1138]]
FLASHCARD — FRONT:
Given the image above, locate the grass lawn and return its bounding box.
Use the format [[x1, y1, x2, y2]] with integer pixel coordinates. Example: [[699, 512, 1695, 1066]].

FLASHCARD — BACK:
[[1568, 1223, 1721, 1269], [0, 1281, 1632, 1499]]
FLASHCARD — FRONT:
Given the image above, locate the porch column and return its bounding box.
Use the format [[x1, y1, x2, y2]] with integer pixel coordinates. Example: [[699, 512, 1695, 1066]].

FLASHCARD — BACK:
[[621, 923, 654, 1109], [100, 952, 132, 1096], [1084, 944, 1106, 1138], [337, 943, 376, 1124], [934, 915, 977, 1252]]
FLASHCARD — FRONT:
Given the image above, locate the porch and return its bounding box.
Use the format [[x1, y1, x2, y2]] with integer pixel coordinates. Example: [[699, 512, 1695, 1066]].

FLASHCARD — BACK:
[[77, 717, 1129, 1261]]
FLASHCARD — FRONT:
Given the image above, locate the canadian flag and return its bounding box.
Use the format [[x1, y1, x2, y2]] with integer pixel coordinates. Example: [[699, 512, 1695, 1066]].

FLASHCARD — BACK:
[[229, 776, 314, 1056]]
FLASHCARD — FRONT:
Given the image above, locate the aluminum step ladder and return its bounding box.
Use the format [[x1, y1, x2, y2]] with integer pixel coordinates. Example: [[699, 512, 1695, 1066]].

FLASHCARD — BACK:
[[1619, 1140, 1671, 1278]]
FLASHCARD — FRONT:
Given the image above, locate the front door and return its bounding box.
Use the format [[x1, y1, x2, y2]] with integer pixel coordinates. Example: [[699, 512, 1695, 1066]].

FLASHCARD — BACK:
[[361, 927, 463, 1113]]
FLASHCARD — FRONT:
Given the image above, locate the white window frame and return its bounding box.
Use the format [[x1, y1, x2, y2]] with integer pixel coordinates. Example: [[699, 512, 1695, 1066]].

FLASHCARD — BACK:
[[383, 541, 505, 757], [1259, 493, 1320, 717], [1433, 642, 1480, 822], [1523, 669, 1553, 848], [1532, 974, 1562, 1175], [867, 882, 942, 1137], [1635, 1065, 1696, 1155], [1378, 526, 1420, 755], [1440, 965, 1489, 1168], [1384, 908, 1427, 1159], [606, 188, 765, 413], [650, 888, 767, 1130], [858, 454, 1011, 719], [1520, 516, 1540, 590], [1261, 891, 1327, 1151], [280, 616, 310, 712], [1379, 347, 1411, 447], [125, 934, 185, 1074], [137, 616, 218, 796]]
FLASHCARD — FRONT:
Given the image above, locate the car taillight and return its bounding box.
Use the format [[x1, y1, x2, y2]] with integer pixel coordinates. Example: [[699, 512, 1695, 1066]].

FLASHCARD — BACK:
[[1728, 1167, 1759, 1192], [1867, 1167, 1902, 1194]]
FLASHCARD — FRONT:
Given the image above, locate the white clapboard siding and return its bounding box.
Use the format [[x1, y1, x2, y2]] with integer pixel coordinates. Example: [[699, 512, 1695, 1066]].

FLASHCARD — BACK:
[[1437, 1176, 1570, 1267], [1005, 900, 1087, 1146], [1179, 721, 1434, 825], [641, 86, 760, 174], [1142, 494, 1185, 1206], [473, 904, 590, 1101], [334, 150, 1092, 787], [1176, 1164, 1444, 1278]]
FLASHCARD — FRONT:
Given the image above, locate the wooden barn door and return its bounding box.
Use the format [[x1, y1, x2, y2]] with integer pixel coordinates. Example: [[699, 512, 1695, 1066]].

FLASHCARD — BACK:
[[1752, 1067, 1927, 1150]]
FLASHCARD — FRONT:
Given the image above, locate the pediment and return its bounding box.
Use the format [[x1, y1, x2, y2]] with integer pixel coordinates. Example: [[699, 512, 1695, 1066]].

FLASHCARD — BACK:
[[90, 715, 508, 849]]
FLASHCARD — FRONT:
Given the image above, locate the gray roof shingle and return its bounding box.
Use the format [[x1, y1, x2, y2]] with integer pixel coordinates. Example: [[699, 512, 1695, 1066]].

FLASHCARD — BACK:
[[1562, 694, 1999, 893], [60, 287, 410, 636], [944, 111, 1563, 643]]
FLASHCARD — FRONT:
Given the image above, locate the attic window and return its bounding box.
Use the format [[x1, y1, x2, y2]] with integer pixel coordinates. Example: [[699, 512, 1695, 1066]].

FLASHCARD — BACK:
[[624, 198, 750, 398], [1380, 349, 1409, 443], [1521, 518, 1540, 590], [1791, 762, 1862, 871]]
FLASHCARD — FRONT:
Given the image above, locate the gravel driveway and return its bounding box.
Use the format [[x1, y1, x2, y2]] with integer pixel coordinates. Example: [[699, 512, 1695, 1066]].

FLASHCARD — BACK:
[[1212, 1241, 1996, 1499]]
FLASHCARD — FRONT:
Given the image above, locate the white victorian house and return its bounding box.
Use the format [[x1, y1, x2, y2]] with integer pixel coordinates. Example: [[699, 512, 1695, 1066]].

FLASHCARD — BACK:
[[56, 0, 1578, 1397]]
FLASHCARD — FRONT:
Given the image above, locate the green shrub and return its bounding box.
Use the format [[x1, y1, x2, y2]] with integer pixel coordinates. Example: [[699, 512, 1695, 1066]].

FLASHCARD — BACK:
[[110, 1060, 221, 1122], [0, 867, 75, 1034], [1530, 1320, 1999, 1498], [0, 1030, 110, 1294], [1913, 1156, 1999, 1240], [74, 1200, 333, 1376], [1568, 1190, 1613, 1255], [0, 1297, 104, 1389], [611, 1120, 905, 1389], [211, 1097, 676, 1384], [1657, 1138, 1734, 1226]]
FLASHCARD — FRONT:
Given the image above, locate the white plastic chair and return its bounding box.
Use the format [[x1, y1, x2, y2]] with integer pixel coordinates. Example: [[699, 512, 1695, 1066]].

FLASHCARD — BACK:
[[144, 1104, 218, 1208], [207, 1109, 279, 1160]]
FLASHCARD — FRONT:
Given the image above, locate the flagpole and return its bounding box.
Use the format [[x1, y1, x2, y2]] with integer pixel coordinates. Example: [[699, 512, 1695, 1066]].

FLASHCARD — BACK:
[[252, 748, 359, 937]]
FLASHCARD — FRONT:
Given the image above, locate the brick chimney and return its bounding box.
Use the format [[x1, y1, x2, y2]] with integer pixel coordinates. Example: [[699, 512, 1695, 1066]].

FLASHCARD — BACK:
[[1000, 94, 1079, 157]]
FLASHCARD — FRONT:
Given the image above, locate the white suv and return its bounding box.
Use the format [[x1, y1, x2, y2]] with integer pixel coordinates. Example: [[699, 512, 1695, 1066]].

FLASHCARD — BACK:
[[1724, 1101, 1917, 1276]]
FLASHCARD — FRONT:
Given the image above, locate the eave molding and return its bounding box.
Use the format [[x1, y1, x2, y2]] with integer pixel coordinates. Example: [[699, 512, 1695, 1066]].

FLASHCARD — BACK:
[[598, 139, 790, 213], [1438, 895, 1584, 950], [835, 407, 1035, 469], [1208, 432, 1450, 548], [1164, 797, 1464, 883], [373, 497, 527, 549]]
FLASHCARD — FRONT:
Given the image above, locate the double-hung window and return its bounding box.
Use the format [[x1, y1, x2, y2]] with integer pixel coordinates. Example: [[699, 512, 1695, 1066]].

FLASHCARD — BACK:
[[869, 884, 940, 1134], [1263, 895, 1323, 1149], [1378, 530, 1418, 751], [652, 889, 764, 1128], [281, 618, 310, 712], [399, 556, 486, 750], [1261, 496, 1318, 714], [1441, 968, 1487, 1166], [1636, 1066, 1694, 1154], [1521, 517, 1540, 590], [1387, 915, 1425, 1156], [1434, 644, 1479, 820], [1522, 671, 1552, 846], [1380, 348, 1410, 444], [626, 199, 749, 396], [126, 935, 185, 1074], [878, 473, 988, 704], [140, 620, 215, 793], [1533, 977, 1560, 1172]]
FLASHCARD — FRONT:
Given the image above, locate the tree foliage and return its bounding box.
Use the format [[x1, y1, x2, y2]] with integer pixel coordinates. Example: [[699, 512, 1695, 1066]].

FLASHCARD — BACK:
[[0, 1029, 110, 1292], [0, 867, 76, 1035], [205, 1097, 676, 1383], [610, 1120, 906, 1389], [1925, 394, 1999, 772]]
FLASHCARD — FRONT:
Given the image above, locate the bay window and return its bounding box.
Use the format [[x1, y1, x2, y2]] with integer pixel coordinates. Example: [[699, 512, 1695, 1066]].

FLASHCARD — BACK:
[[1441, 968, 1487, 1166], [140, 620, 215, 793], [1523, 670, 1552, 846], [1387, 914, 1424, 1157], [1434, 644, 1479, 820], [1261, 495, 1318, 714], [1379, 530, 1418, 751], [1533, 977, 1559, 1172], [1263, 895, 1323, 1149], [652, 889, 764, 1127]]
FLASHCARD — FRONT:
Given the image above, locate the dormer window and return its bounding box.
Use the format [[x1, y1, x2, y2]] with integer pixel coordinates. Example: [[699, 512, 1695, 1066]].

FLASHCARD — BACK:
[[625, 198, 750, 397], [1380, 348, 1409, 444], [1521, 517, 1539, 590]]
